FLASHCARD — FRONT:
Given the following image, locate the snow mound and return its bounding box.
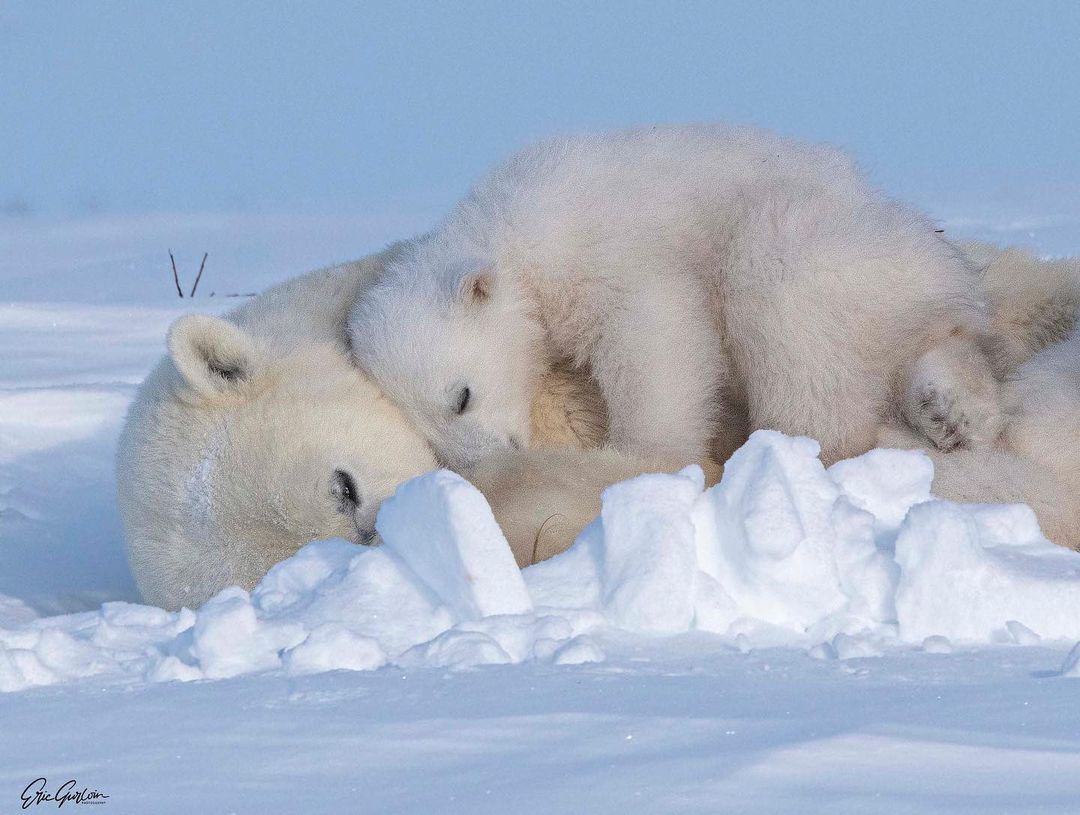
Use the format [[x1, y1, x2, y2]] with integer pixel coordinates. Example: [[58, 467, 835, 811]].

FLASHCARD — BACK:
[[4, 430, 1080, 693], [377, 469, 533, 619]]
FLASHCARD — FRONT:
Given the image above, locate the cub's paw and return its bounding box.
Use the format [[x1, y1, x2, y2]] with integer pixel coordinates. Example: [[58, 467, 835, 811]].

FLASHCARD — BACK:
[[904, 336, 1005, 452], [911, 385, 972, 451]]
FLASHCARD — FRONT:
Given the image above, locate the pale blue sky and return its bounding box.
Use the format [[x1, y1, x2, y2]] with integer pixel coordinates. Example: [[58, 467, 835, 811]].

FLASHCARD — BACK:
[[2, 1, 1078, 220]]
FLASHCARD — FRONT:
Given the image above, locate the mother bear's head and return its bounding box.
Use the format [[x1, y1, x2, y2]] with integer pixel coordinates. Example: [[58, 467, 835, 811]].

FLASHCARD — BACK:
[[117, 311, 439, 611], [116, 248, 444, 609]]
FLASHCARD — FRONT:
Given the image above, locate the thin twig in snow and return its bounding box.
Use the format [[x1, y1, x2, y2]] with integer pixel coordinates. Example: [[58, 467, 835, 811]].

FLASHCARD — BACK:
[[169, 250, 184, 298], [189, 252, 209, 297]]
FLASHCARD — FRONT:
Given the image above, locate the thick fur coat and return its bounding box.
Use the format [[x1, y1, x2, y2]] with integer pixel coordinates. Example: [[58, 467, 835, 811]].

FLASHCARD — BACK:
[[118, 234, 1080, 609], [350, 125, 1003, 474], [117, 247, 621, 608]]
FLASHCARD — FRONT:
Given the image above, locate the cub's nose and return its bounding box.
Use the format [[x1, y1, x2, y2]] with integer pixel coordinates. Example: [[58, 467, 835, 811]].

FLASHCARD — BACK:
[[357, 528, 379, 546]]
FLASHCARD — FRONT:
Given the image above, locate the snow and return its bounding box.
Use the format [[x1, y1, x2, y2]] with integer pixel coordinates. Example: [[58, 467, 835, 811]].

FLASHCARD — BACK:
[[7, 429, 1080, 698], [894, 501, 1080, 643], [378, 469, 534, 620], [3, 213, 1080, 811], [598, 467, 702, 633]]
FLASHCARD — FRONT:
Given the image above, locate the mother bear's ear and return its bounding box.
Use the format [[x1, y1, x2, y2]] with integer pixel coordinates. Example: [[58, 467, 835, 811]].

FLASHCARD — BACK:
[[166, 314, 259, 401]]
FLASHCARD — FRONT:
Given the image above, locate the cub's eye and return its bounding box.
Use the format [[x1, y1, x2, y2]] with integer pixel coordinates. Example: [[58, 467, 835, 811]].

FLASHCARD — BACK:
[[330, 469, 360, 510], [455, 386, 471, 415]]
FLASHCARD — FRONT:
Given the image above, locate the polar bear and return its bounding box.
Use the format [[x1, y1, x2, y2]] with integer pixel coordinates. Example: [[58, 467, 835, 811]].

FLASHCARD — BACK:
[[349, 124, 1003, 473], [116, 245, 647, 609], [118, 238, 1080, 611], [117, 248, 425, 608]]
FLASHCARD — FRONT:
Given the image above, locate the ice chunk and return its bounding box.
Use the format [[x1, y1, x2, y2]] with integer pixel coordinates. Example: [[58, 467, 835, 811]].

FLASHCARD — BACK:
[[254, 538, 360, 614], [692, 571, 740, 634], [831, 632, 883, 659], [190, 588, 305, 679], [709, 432, 838, 562], [599, 468, 702, 633], [807, 641, 837, 660], [523, 518, 604, 611], [826, 497, 898, 634], [283, 624, 387, 675], [92, 602, 195, 651], [146, 655, 203, 683], [457, 614, 572, 663], [33, 627, 115, 681], [829, 447, 934, 535], [254, 541, 453, 659], [895, 501, 1080, 643], [0, 646, 56, 692], [377, 470, 533, 620], [692, 431, 873, 634]]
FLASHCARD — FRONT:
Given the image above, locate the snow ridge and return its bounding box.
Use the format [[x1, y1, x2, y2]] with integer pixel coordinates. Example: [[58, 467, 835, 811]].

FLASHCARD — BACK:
[[4, 430, 1080, 693]]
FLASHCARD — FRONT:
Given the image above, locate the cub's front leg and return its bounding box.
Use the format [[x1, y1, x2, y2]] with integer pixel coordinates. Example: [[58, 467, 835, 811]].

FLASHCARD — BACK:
[[588, 285, 726, 469]]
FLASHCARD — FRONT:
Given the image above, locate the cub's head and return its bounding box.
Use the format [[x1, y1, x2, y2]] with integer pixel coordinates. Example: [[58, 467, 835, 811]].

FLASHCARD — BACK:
[[116, 314, 437, 610], [349, 251, 546, 472]]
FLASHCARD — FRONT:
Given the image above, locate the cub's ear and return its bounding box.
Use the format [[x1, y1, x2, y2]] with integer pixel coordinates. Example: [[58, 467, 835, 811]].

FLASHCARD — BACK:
[[456, 266, 495, 306], [166, 314, 258, 400]]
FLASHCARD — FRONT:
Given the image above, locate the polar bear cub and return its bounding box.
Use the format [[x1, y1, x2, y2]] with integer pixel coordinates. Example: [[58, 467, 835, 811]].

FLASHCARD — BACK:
[[349, 124, 1002, 472]]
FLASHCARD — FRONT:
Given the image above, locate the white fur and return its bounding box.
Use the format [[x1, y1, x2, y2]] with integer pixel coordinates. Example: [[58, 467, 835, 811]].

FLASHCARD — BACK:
[[117, 247, 440, 609], [350, 124, 999, 471], [875, 239, 1080, 548], [117, 246, 617, 609], [878, 324, 1080, 549], [118, 237, 1080, 612], [965, 241, 1080, 370]]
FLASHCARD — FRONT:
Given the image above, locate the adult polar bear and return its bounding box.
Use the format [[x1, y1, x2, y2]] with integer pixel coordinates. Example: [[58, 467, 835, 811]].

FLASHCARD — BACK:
[[117, 244, 647, 609], [117, 238, 1080, 610]]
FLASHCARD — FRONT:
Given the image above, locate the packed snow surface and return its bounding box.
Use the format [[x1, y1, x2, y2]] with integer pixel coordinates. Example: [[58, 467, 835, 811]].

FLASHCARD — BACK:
[[5, 430, 1080, 694]]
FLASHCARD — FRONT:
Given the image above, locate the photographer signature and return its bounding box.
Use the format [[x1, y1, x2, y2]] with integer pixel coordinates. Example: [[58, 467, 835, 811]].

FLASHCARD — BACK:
[[20, 778, 109, 809]]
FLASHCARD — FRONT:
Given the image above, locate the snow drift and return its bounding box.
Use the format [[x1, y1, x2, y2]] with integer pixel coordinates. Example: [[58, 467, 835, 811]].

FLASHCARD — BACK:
[[3, 430, 1080, 693]]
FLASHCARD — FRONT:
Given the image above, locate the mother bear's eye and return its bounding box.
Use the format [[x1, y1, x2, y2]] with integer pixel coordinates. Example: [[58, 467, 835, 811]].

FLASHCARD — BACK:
[[330, 469, 360, 511], [455, 386, 471, 415]]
